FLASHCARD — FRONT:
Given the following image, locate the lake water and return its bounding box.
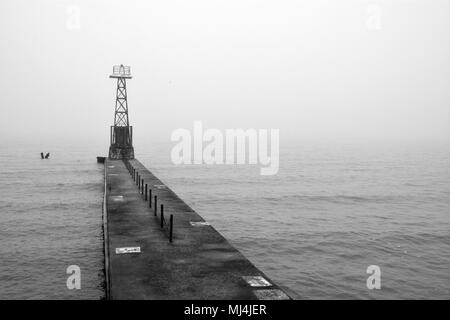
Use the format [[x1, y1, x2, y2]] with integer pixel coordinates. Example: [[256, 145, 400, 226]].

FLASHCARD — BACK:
[[0, 140, 449, 299]]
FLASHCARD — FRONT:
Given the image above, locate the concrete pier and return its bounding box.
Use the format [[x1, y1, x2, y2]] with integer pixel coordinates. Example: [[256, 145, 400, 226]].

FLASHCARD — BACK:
[[104, 158, 291, 300]]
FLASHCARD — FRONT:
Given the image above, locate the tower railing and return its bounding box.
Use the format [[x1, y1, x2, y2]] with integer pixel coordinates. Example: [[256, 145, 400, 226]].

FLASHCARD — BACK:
[[110, 65, 132, 78]]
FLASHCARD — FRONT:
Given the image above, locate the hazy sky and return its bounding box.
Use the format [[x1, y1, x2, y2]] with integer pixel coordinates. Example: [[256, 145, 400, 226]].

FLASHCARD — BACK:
[[0, 0, 449, 146]]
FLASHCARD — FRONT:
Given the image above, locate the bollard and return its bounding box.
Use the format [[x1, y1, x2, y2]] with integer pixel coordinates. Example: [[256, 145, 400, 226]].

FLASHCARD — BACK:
[[141, 180, 144, 195], [145, 184, 148, 201], [149, 189, 152, 208], [154, 195, 157, 216], [160, 204, 164, 228], [169, 214, 173, 243]]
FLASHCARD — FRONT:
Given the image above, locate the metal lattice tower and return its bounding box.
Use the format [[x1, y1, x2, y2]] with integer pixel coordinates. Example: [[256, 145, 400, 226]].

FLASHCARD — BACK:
[[108, 65, 135, 160]]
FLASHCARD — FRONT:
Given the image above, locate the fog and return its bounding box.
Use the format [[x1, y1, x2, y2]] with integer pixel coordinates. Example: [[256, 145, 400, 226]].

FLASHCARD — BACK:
[[1, 0, 449, 147]]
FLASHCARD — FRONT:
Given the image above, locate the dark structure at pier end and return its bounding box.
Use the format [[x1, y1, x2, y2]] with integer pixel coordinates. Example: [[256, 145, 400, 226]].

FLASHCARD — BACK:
[[108, 64, 134, 160]]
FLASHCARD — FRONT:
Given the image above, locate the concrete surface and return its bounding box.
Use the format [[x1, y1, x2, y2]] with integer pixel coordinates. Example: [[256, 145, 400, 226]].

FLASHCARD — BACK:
[[105, 158, 291, 300]]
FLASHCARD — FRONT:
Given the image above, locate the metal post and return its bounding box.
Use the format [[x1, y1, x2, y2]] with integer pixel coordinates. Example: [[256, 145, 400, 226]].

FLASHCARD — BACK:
[[160, 204, 164, 228], [141, 180, 144, 194], [169, 214, 173, 243], [145, 184, 148, 201], [149, 189, 152, 208], [154, 195, 157, 216]]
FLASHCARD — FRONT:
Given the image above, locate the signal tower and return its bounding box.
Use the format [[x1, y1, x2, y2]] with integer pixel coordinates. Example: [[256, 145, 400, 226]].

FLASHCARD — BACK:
[[108, 64, 135, 160]]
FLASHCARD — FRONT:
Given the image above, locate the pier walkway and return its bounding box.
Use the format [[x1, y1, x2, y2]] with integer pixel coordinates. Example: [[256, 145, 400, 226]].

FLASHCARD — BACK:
[[104, 158, 291, 300]]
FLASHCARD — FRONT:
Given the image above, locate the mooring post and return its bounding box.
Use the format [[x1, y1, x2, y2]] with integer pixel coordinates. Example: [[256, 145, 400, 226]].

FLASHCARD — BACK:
[[154, 195, 157, 216], [169, 214, 173, 243], [145, 184, 148, 201], [160, 204, 164, 228], [149, 189, 152, 208]]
